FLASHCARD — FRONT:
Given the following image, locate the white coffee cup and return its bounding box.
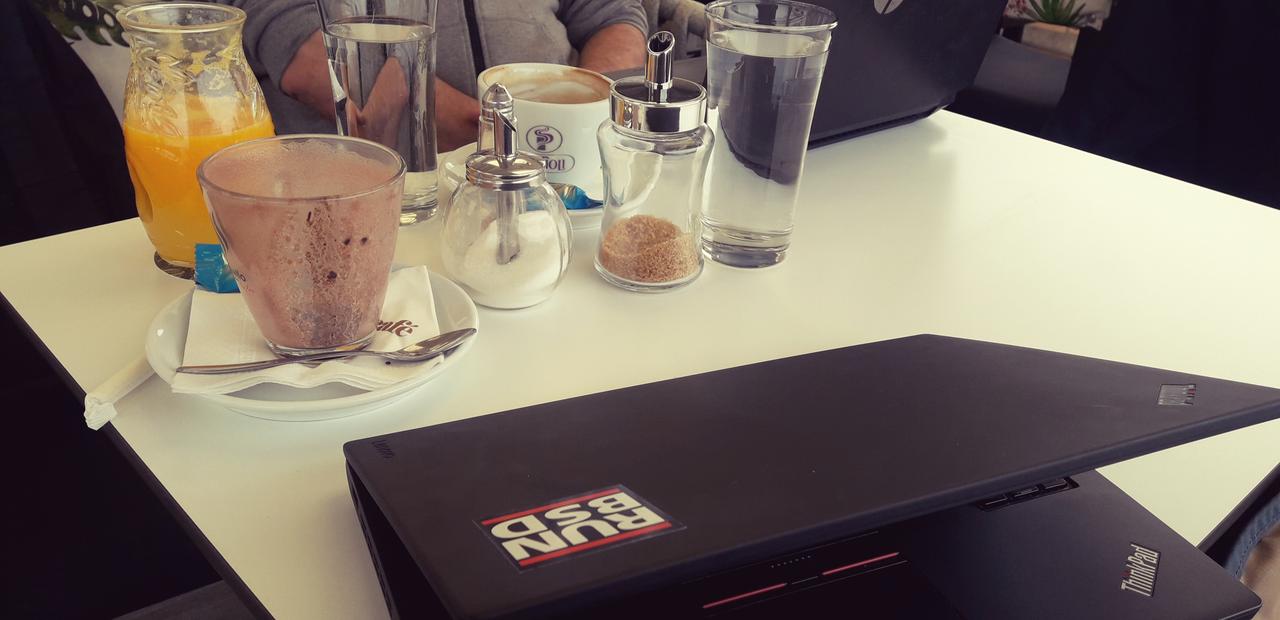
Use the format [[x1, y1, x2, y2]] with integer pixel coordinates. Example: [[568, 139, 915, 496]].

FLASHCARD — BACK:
[[477, 63, 612, 200]]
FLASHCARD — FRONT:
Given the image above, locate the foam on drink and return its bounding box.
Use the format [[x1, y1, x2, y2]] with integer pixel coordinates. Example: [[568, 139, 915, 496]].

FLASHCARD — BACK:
[[482, 65, 611, 104]]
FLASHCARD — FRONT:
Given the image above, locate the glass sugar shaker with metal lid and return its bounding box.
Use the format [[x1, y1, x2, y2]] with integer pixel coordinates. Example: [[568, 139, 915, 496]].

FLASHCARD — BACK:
[[441, 84, 572, 309], [595, 31, 713, 292]]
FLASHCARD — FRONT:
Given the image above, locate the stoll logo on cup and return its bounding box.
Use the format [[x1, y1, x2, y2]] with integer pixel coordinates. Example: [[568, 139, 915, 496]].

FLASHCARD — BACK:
[[526, 125, 575, 173], [528, 125, 563, 152], [873, 0, 905, 14]]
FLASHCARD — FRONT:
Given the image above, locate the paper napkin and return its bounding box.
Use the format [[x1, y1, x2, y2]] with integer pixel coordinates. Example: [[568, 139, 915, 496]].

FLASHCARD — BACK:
[[172, 267, 441, 395]]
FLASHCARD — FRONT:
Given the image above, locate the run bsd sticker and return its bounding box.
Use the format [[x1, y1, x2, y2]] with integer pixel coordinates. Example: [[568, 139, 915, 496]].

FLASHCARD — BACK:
[[477, 486, 681, 570]]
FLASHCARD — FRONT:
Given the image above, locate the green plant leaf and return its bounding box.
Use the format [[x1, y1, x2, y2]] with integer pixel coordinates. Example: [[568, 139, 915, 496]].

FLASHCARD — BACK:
[[1026, 0, 1089, 26], [1065, 1, 1088, 26], [1026, 0, 1048, 21]]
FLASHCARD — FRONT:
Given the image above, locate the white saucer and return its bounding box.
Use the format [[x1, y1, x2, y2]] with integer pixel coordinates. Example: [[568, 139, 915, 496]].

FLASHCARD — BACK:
[[439, 142, 604, 230], [145, 271, 479, 422]]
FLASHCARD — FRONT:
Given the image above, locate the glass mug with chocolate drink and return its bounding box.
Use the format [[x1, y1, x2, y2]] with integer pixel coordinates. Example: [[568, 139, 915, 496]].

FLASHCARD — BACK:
[[198, 135, 405, 356]]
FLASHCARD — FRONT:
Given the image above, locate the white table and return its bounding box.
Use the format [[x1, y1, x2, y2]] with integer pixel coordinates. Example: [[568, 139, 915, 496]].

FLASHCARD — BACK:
[[3, 112, 1279, 619]]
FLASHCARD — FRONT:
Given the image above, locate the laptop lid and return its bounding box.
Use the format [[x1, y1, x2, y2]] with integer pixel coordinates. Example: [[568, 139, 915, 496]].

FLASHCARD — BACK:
[[807, 0, 1007, 144], [344, 334, 1280, 618]]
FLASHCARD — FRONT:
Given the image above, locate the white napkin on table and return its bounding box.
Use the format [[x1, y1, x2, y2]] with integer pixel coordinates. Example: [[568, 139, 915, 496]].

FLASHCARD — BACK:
[[172, 267, 441, 395]]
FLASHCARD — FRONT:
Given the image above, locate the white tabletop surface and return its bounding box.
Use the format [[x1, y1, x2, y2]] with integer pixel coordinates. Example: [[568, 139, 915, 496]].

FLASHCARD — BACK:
[[3, 112, 1279, 619]]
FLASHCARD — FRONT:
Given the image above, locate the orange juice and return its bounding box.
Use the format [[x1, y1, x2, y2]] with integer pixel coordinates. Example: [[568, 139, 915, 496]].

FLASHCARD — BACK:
[[124, 115, 274, 267]]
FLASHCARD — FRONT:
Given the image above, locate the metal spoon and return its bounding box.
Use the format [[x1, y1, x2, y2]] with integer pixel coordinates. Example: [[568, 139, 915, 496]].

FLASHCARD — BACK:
[[176, 328, 476, 375]]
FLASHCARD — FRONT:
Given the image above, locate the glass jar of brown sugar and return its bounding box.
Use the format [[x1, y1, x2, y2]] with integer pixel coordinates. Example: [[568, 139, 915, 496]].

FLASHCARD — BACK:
[[594, 31, 713, 292]]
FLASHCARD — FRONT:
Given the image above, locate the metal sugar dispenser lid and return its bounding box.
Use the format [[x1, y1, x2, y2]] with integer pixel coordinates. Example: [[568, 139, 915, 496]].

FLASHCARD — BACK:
[[476, 84, 514, 153], [466, 85, 544, 191], [465, 84, 549, 264], [610, 31, 707, 133]]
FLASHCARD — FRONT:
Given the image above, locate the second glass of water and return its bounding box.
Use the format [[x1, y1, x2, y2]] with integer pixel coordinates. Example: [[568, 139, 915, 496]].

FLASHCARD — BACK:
[[318, 0, 438, 225], [702, 0, 837, 267]]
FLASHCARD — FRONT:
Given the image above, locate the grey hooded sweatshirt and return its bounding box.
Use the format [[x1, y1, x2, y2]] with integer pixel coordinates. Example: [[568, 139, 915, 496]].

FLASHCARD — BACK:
[[217, 0, 647, 134]]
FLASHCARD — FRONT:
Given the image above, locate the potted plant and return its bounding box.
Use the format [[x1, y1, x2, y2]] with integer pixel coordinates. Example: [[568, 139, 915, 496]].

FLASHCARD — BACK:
[[1019, 0, 1098, 58]]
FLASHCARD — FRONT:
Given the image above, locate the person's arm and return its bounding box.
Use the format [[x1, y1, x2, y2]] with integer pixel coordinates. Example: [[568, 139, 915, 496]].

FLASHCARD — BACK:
[[279, 30, 335, 121], [217, 0, 321, 104], [578, 22, 647, 74], [434, 80, 481, 153], [558, 0, 648, 72]]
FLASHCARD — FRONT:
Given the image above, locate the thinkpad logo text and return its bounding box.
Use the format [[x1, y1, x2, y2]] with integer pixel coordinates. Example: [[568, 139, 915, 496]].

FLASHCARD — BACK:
[[1120, 542, 1161, 597], [477, 486, 680, 570]]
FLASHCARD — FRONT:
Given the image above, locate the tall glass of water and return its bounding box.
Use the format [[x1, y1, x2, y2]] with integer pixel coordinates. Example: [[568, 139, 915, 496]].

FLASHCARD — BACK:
[[701, 0, 837, 268], [316, 0, 438, 225]]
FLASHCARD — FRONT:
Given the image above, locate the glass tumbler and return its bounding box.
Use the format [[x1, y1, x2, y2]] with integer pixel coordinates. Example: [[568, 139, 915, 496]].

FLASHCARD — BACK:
[[317, 0, 439, 226], [701, 0, 837, 268], [198, 135, 405, 357]]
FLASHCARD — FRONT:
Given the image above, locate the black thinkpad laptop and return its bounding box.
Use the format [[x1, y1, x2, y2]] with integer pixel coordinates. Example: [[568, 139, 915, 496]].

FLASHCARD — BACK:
[[345, 335, 1280, 619]]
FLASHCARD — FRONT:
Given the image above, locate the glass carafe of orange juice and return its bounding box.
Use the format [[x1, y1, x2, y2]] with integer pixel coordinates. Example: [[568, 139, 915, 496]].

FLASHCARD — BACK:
[[118, 3, 274, 277]]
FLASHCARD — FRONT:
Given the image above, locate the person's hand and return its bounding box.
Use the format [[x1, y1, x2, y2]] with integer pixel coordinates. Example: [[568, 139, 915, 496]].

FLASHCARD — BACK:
[[435, 80, 480, 153]]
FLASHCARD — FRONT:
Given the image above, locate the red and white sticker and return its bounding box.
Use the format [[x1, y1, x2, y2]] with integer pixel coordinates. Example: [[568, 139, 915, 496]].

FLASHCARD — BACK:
[[476, 486, 681, 570]]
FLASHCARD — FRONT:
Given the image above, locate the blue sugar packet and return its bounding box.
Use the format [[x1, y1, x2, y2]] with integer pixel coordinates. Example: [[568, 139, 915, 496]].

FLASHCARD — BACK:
[[194, 243, 239, 293], [553, 183, 603, 211]]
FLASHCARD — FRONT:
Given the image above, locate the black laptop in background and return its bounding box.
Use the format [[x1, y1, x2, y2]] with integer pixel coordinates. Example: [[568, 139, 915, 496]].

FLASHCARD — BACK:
[[345, 335, 1280, 619], [620, 0, 1007, 146], [807, 0, 1007, 144]]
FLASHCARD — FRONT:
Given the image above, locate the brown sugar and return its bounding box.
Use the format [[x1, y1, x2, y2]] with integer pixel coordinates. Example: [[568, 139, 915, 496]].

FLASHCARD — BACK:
[[598, 215, 699, 284]]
